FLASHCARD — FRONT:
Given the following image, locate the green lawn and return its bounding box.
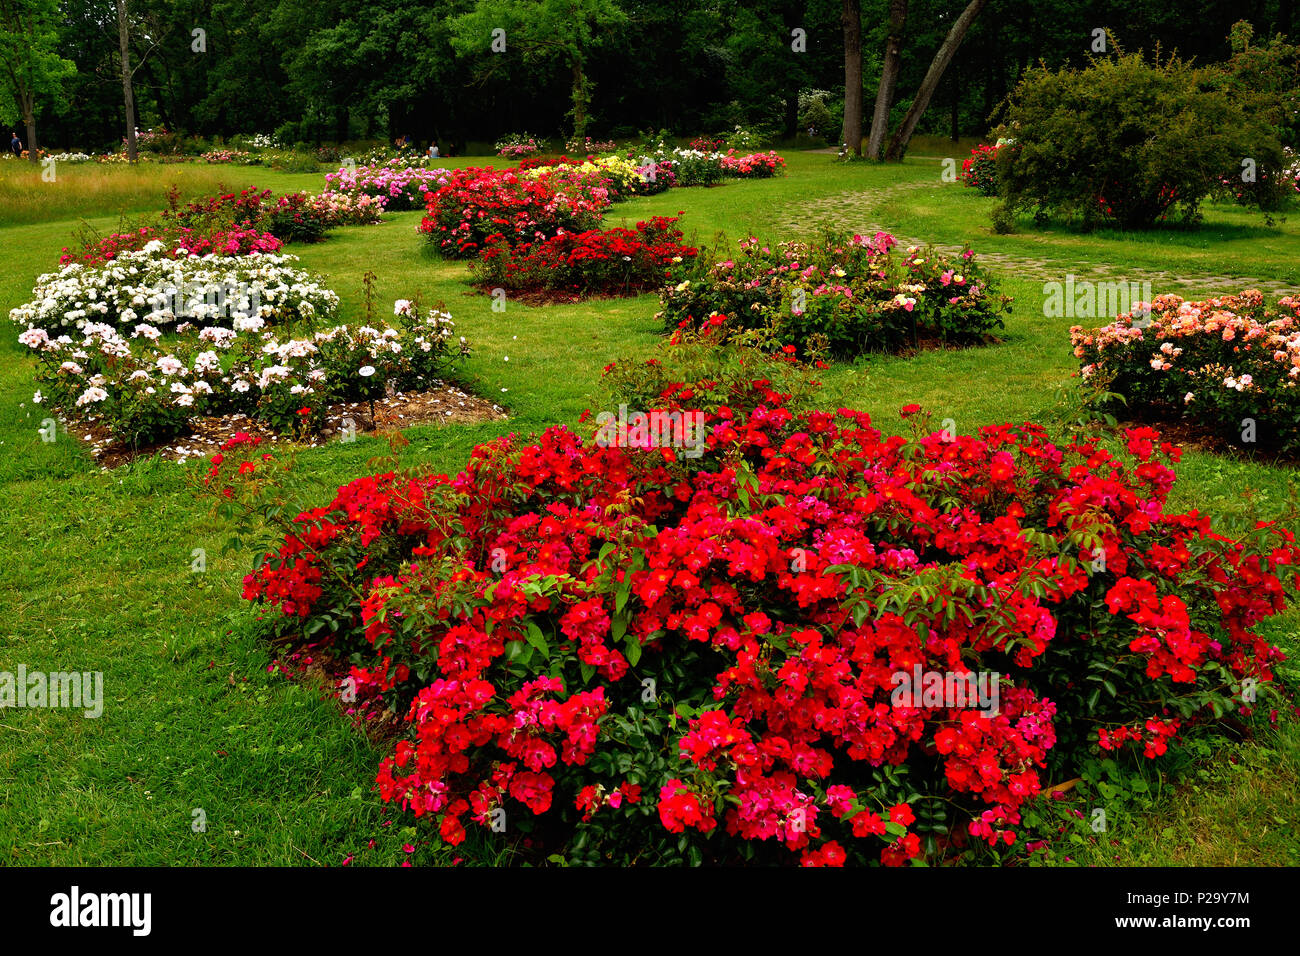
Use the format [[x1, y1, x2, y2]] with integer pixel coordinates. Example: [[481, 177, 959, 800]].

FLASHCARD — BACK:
[[1, 151, 1297, 865]]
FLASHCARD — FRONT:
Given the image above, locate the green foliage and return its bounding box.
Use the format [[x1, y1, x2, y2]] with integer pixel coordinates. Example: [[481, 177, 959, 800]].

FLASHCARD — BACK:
[[600, 324, 824, 419], [0, 0, 76, 137], [447, 0, 627, 139], [796, 90, 837, 144], [996, 46, 1288, 229], [658, 230, 1010, 358], [3, 149, 1300, 869]]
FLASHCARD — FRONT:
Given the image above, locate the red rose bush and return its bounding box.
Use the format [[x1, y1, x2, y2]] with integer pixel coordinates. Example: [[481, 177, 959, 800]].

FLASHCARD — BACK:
[[242, 376, 1299, 865], [959, 142, 1003, 196], [469, 215, 699, 298], [419, 166, 610, 258]]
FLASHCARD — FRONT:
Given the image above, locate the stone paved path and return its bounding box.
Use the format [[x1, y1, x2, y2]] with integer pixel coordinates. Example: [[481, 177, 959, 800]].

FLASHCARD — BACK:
[[766, 178, 1297, 297]]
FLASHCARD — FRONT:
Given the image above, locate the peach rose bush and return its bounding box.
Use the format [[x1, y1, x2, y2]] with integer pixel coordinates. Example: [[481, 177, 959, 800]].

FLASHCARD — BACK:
[[1070, 291, 1300, 457]]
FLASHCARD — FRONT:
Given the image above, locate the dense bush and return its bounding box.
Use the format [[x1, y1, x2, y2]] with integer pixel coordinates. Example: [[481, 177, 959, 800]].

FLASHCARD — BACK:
[[495, 133, 545, 159], [1070, 290, 1300, 456], [469, 216, 698, 297], [719, 150, 786, 179], [17, 297, 469, 444], [994, 49, 1287, 229], [324, 160, 451, 211], [11, 242, 338, 335], [657, 230, 1009, 357], [59, 224, 283, 266], [959, 143, 1002, 196], [241, 380, 1300, 866], [1210, 21, 1300, 152], [164, 186, 333, 243], [418, 166, 610, 258]]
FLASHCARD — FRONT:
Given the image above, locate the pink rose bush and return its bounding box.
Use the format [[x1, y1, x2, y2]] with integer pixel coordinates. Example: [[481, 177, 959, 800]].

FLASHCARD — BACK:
[[658, 231, 1009, 357], [325, 160, 454, 212], [719, 150, 786, 179]]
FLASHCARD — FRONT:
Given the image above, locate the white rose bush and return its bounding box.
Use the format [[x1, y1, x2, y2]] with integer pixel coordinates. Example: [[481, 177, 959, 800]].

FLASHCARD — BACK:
[[10, 241, 340, 334], [12, 243, 470, 445]]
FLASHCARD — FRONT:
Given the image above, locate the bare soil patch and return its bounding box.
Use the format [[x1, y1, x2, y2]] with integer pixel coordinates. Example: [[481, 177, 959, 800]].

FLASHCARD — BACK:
[[65, 380, 508, 469]]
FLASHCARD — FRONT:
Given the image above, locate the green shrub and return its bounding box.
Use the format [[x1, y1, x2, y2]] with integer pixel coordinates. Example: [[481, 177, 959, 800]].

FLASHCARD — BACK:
[[657, 230, 1009, 358], [995, 47, 1286, 229]]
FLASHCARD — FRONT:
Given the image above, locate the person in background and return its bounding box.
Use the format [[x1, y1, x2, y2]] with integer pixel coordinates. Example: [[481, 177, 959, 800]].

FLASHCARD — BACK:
[[428, 141, 440, 158], [10, 131, 22, 156]]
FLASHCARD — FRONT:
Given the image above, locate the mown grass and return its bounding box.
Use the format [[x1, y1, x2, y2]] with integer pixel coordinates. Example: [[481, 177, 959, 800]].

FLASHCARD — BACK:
[[866, 163, 1300, 286], [1, 151, 1297, 866]]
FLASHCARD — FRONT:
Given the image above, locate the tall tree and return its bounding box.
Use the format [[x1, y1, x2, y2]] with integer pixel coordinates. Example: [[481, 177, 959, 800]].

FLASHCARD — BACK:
[[840, 0, 862, 155], [883, 0, 988, 160], [865, 0, 907, 160], [115, 0, 137, 161], [449, 0, 626, 139], [0, 0, 74, 162]]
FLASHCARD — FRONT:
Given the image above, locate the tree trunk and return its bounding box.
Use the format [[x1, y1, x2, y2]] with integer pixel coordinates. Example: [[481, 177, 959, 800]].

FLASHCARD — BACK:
[[783, 2, 805, 139], [865, 0, 907, 159], [115, 0, 137, 162], [16, 83, 36, 163], [839, 0, 863, 156], [23, 113, 37, 164], [570, 59, 589, 140], [949, 63, 960, 141], [883, 0, 988, 161]]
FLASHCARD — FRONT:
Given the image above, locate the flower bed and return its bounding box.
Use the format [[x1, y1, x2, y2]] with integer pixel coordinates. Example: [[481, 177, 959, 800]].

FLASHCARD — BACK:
[[658, 147, 724, 187], [689, 135, 724, 152], [719, 150, 786, 179], [11, 242, 339, 335], [308, 190, 386, 227], [959, 143, 1002, 196], [469, 216, 698, 299], [622, 147, 786, 187], [565, 135, 618, 154], [520, 155, 645, 200], [19, 298, 469, 445], [418, 166, 610, 258], [324, 160, 452, 212], [43, 151, 93, 164], [56, 184, 371, 266], [59, 225, 284, 266], [495, 133, 544, 159], [658, 231, 1009, 357], [241, 383, 1300, 866], [1070, 291, 1300, 455], [202, 148, 252, 164], [162, 186, 331, 243]]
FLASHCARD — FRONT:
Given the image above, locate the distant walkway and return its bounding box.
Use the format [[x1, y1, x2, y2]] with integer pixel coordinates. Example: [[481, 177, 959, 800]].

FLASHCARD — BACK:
[[769, 180, 1296, 297]]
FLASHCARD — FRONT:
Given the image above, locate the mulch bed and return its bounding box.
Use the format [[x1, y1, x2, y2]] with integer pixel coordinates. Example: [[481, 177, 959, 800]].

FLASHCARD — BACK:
[[1115, 405, 1299, 464], [66, 380, 508, 469], [466, 284, 660, 307]]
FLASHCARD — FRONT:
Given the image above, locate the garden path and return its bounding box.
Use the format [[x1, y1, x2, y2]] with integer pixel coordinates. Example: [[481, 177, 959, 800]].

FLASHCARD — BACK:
[[770, 178, 1296, 297]]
